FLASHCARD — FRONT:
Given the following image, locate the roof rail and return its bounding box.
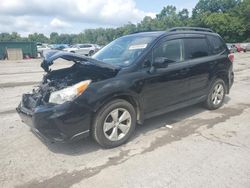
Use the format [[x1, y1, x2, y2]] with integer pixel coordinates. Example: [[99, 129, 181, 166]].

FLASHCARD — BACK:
[[168, 27, 214, 33]]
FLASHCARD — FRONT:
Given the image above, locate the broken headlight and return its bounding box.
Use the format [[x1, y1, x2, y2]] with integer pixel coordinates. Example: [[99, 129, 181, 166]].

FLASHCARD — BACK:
[[49, 80, 91, 104]]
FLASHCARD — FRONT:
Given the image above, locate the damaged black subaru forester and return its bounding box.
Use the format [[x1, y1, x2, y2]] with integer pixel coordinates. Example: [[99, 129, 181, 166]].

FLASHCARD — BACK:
[[17, 27, 234, 148]]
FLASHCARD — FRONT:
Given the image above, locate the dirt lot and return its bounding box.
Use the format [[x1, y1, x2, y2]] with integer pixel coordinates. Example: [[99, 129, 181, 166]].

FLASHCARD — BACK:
[[1, 53, 250, 188]]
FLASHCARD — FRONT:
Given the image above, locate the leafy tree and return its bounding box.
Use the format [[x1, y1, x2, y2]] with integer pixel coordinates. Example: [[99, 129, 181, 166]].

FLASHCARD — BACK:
[[156, 5, 177, 19], [28, 33, 49, 43], [0, 32, 24, 42], [203, 13, 246, 42], [50, 32, 59, 44], [178, 9, 189, 20], [192, 0, 240, 18], [234, 0, 250, 41]]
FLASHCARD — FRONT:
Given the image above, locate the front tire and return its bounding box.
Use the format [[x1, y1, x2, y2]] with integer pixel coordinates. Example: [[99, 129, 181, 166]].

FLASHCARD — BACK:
[[92, 99, 136, 148], [204, 79, 226, 110]]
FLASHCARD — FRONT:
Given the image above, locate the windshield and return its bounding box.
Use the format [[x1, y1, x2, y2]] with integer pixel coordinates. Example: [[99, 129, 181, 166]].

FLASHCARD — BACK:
[[92, 35, 155, 66]]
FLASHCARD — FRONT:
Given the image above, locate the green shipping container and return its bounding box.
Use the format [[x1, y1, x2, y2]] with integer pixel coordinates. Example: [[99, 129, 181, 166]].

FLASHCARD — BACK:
[[0, 41, 37, 60]]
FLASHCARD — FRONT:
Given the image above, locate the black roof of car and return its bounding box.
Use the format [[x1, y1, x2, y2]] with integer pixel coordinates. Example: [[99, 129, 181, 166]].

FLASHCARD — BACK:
[[128, 27, 218, 38], [126, 31, 165, 37]]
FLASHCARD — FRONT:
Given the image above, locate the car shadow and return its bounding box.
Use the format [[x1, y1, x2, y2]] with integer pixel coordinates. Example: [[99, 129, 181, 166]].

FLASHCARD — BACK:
[[224, 95, 231, 104], [135, 96, 231, 135], [45, 96, 231, 156]]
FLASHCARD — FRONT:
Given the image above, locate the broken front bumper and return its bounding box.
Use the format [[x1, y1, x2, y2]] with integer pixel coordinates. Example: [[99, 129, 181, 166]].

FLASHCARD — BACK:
[[16, 95, 91, 143]]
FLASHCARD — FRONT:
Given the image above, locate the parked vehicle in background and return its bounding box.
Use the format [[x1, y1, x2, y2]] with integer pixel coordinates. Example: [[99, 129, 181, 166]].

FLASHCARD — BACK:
[[226, 43, 237, 53], [50, 44, 69, 51], [245, 44, 250, 51], [234, 43, 246, 52], [37, 43, 50, 57], [63, 44, 100, 56], [17, 27, 234, 148]]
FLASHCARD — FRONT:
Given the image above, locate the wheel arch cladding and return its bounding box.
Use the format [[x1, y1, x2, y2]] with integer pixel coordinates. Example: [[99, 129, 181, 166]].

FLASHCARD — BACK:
[[94, 94, 143, 124], [209, 71, 229, 94], [215, 72, 229, 94]]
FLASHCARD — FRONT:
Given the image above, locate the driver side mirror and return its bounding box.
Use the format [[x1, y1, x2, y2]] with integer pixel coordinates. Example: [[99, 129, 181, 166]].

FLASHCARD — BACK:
[[152, 57, 171, 68]]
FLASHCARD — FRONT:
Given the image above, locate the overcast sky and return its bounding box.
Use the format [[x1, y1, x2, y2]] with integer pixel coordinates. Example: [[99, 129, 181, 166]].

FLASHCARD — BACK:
[[0, 0, 198, 36]]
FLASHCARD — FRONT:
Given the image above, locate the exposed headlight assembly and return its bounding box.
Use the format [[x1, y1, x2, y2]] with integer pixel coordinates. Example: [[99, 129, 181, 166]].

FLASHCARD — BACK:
[[49, 80, 91, 104]]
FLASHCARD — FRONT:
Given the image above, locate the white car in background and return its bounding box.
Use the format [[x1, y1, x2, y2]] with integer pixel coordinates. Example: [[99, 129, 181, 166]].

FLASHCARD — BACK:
[[37, 43, 51, 57], [63, 44, 101, 56]]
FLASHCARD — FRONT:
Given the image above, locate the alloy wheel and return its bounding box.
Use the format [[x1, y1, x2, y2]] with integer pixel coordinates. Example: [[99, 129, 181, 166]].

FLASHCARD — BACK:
[[211, 83, 224, 105], [103, 108, 132, 141]]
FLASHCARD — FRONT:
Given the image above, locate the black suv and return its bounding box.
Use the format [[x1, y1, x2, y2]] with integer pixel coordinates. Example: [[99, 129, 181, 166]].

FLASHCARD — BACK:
[[17, 27, 234, 148]]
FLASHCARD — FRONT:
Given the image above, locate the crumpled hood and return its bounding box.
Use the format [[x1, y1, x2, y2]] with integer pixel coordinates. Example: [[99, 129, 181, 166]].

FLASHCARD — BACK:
[[41, 51, 120, 75]]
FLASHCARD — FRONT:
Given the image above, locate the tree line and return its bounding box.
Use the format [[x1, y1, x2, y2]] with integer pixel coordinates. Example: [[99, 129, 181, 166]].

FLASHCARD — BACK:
[[0, 0, 249, 45]]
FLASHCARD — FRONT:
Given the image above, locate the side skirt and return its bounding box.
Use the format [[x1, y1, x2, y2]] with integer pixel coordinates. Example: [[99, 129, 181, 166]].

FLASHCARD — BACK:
[[144, 95, 206, 120]]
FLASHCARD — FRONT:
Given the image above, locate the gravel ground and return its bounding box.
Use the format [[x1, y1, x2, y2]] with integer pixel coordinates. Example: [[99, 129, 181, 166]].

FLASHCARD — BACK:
[[0, 53, 250, 188]]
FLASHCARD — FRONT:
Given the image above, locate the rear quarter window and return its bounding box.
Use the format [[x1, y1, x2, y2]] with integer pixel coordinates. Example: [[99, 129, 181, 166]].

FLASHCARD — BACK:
[[207, 35, 226, 54], [184, 38, 209, 60]]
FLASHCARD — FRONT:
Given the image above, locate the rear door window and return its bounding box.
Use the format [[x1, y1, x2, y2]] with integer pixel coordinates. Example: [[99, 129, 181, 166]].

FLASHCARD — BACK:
[[183, 38, 209, 60], [207, 35, 226, 54]]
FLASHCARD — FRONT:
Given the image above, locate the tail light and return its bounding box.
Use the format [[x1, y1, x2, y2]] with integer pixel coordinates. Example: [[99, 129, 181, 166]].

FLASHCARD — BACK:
[[228, 53, 234, 63]]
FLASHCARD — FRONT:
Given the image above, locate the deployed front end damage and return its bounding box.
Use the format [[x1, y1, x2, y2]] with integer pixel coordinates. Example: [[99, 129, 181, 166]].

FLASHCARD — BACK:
[[16, 51, 120, 142]]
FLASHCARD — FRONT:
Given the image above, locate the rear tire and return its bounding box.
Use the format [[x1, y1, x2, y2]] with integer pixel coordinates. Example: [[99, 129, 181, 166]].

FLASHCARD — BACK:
[[204, 78, 226, 110], [92, 99, 136, 148]]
